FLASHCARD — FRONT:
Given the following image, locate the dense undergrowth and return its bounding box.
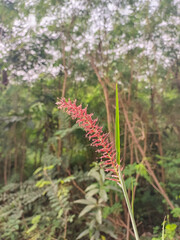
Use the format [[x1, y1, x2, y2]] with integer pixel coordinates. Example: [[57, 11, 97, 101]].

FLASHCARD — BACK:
[[0, 80, 180, 240]]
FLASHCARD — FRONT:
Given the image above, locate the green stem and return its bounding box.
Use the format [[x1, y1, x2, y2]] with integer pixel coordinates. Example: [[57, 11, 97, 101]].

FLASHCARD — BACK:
[[162, 217, 166, 240], [118, 166, 140, 240]]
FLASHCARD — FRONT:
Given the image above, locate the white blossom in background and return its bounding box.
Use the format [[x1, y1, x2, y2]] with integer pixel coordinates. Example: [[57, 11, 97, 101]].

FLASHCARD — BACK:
[[0, 0, 179, 82]]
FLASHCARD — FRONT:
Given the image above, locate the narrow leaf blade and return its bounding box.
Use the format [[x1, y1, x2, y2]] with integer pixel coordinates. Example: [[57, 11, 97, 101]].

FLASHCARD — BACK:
[[79, 205, 95, 218], [115, 83, 120, 165]]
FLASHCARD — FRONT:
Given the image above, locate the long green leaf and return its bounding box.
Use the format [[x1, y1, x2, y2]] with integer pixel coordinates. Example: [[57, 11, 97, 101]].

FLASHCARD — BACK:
[[76, 229, 89, 239], [79, 205, 96, 218], [115, 84, 120, 165]]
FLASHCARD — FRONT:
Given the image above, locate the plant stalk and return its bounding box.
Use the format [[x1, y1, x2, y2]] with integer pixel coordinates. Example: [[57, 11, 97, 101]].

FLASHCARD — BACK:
[[118, 166, 140, 240]]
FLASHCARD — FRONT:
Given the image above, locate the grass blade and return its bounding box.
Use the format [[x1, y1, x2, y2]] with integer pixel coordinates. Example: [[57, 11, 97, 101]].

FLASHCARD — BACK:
[[115, 83, 120, 165]]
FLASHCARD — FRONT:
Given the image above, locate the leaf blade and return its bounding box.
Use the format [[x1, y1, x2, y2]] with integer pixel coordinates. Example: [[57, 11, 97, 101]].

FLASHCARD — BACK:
[[115, 84, 120, 165], [79, 205, 96, 218]]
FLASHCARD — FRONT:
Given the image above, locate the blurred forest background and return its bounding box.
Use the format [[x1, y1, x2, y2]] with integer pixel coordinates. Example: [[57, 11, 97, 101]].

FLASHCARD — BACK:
[[0, 0, 180, 239]]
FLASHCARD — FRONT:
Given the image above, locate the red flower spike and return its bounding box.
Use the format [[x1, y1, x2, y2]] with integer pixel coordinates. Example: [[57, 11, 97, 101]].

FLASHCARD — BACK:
[[56, 98, 121, 183]]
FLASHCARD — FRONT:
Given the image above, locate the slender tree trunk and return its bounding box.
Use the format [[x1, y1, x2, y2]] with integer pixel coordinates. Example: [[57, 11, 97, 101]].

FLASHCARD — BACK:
[[14, 145, 18, 172], [4, 156, 8, 185], [61, 42, 68, 98], [2, 70, 8, 86], [13, 122, 18, 172], [123, 123, 128, 169], [153, 116, 165, 183], [126, 212, 130, 240], [57, 42, 68, 172], [20, 131, 26, 183], [8, 153, 11, 180], [62, 71, 68, 98]]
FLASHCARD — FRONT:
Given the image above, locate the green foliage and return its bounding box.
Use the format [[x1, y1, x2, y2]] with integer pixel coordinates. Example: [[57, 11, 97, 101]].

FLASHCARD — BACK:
[[75, 164, 117, 240], [171, 208, 180, 218], [152, 217, 178, 240], [135, 163, 151, 183], [0, 180, 43, 239], [26, 164, 75, 239], [103, 203, 122, 219], [0, 163, 76, 240], [26, 215, 41, 234]]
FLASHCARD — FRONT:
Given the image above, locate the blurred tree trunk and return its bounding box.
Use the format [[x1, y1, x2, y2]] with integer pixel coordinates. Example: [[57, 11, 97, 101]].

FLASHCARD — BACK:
[[2, 70, 8, 86], [4, 156, 8, 185], [20, 130, 26, 183]]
